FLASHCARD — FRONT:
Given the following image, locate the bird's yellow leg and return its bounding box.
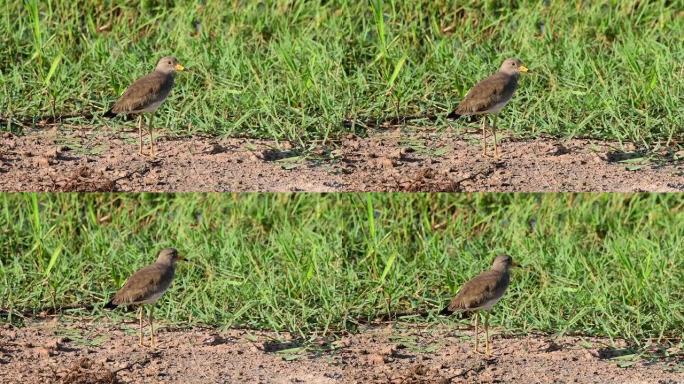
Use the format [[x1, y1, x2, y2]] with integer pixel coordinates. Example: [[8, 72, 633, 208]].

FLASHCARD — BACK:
[[138, 306, 145, 346], [481, 118, 488, 156], [474, 312, 480, 353], [485, 312, 491, 356], [148, 114, 155, 158], [138, 116, 144, 155], [150, 305, 155, 348], [493, 115, 499, 158]]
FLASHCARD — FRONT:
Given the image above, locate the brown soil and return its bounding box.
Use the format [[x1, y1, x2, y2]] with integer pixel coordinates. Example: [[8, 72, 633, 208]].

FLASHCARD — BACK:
[[1, 319, 682, 384], [0, 127, 682, 192]]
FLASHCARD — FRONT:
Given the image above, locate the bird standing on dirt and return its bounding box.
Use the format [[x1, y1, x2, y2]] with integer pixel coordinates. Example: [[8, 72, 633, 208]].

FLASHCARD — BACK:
[[440, 255, 518, 356], [450, 58, 528, 158], [104, 56, 185, 157], [105, 248, 182, 348]]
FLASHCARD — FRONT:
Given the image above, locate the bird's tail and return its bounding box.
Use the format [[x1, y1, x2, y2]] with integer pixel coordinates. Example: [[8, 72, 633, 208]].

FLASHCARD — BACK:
[[439, 306, 471, 319], [439, 306, 454, 316], [445, 111, 462, 120], [103, 300, 118, 310], [103, 109, 117, 118]]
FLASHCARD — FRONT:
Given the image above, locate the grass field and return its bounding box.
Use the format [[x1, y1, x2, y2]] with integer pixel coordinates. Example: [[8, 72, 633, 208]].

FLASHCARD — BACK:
[[1, 1, 682, 148], [0, 193, 682, 344]]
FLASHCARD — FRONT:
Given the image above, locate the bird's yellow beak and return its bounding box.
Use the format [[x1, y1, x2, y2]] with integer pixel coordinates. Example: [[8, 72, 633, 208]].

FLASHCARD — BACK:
[[175, 64, 185, 72], [519, 65, 529, 73]]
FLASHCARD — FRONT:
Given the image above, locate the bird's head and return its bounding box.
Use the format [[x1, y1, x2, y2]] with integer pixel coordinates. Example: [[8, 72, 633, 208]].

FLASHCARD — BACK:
[[156, 56, 185, 74], [157, 248, 183, 265], [492, 254, 518, 271], [500, 58, 528, 75]]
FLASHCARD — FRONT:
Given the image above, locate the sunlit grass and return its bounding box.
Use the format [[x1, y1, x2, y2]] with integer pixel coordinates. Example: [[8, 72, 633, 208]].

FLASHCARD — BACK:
[[0, 1, 682, 148], [0, 193, 682, 344]]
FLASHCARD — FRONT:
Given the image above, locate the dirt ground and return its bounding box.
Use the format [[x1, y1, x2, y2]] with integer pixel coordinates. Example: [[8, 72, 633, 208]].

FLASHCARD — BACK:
[[1, 319, 682, 384], [0, 127, 682, 192]]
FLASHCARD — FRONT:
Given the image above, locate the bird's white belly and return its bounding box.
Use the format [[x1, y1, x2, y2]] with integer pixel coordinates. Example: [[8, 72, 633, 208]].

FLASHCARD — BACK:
[[133, 290, 166, 304], [485, 100, 509, 114], [134, 100, 164, 113], [475, 296, 502, 311]]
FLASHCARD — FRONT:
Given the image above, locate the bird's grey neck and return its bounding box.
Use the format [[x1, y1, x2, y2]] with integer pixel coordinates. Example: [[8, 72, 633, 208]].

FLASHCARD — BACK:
[[492, 265, 510, 274], [157, 260, 177, 268]]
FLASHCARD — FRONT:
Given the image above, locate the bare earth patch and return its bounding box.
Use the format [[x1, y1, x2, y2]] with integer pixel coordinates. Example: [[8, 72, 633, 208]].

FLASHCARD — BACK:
[[1, 319, 682, 384], [0, 127, 682, 192]]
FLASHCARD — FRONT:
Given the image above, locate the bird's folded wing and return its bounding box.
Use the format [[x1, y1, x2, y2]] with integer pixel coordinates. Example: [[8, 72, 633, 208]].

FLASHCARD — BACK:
[[111, 72, 169, 113], [446, 270, 501, 311], [455, 73, 511, 114], [112, 264, 167, 305]]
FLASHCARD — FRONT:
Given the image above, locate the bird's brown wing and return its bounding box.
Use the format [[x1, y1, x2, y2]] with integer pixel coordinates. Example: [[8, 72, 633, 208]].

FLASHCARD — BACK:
[[110, 71, 170, 114], [454, 72, 512, 115], [111, 263, 169, 305], [446, 270, 502, 312]]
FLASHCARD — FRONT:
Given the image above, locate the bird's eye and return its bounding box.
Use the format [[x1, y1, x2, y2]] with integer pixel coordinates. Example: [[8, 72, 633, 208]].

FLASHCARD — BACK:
[[168, 61, 171, 65]]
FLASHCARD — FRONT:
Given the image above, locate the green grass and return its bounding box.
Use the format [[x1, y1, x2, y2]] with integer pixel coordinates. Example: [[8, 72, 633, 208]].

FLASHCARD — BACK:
[[1, 193, 683, 345], [1, 1, 682, 148]]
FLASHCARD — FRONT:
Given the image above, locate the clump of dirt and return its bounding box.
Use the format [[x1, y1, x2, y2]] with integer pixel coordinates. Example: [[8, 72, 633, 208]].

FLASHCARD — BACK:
[[60, 358, 119, 384], [0, 127, 682, 192], [60, 166, 117, 192], [1, 319, 682, 384]]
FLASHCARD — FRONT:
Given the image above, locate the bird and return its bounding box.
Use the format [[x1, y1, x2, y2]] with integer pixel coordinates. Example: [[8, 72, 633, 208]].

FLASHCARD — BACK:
[[449, 58, 529, 158], [440, 255, 518, 356], [104, 56, 185, 157], [105, 248, 182, 348]]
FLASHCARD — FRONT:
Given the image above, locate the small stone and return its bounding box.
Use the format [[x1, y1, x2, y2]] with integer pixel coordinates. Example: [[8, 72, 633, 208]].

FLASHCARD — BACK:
[[379, 157, 394, 169], [368, 353, 385, 365], [45, 339, 61, 351], [36, 347, 52, 358], [44, 147, 60, 158], [78, 358, 93, 369], [414, 364, 428, 375], [206, 143, 226, 155], [203, 334, 227, 346]]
